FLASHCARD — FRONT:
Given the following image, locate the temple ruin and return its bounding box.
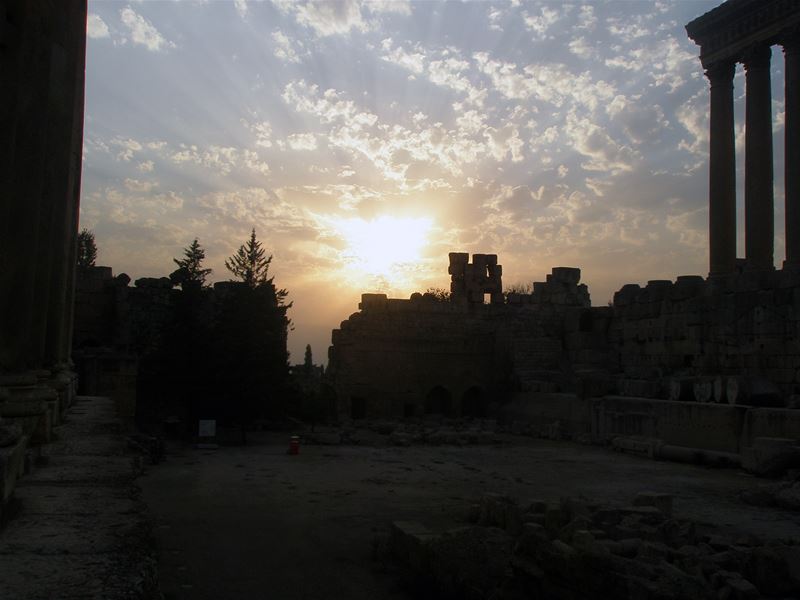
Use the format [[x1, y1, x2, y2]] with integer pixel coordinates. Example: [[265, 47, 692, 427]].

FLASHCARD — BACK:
[[686, 0, 800, 274], [326, 0, 800, 471]]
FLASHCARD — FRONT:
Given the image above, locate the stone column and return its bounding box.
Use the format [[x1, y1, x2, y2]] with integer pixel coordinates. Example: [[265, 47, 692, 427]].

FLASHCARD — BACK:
[[744, 45, 775, 271], [784, 36, 800, 269], [0, 3, 53, 373], [46, 4, 87, 369], [707, 61, 737, 277]]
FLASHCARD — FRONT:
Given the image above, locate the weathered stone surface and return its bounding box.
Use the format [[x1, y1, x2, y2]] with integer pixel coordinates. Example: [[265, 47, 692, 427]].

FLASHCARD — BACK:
[[388, 493, 800, 600], [0, 397, 159, 600]]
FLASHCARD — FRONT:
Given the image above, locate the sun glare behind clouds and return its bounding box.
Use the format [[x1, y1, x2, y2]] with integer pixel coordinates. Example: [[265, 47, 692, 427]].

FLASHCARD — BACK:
[[333, 215, 433, 292]]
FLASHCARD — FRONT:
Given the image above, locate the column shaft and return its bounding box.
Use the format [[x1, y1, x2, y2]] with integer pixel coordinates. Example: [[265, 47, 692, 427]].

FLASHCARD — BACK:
[[744, 45, 775, 271], [707, 61, 737, 276], [785, 38, 800, 268]]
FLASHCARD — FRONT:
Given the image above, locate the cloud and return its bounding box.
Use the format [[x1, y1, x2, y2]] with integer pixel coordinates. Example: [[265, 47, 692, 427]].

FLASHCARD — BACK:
[[272, 30, 303, 63], [606, 95, 667, 144], [124, 178, 157, 193], [138, 160, 154, 173], [246, 121, 273, 148], [484, 125, 524, 162], [288, 0, 369, 37], [381, 40, 486, 105], [113, 137, 143, 161], [287, 133, 318, 151], [566, 113, 638, 173], [364, 1, 412, 16], [473, 52, 615, 112], [234, 0, 248, 19], [568, 37, 592, 60], [380, 38, 425, 74], [120, 7, 176, 52], [522, 6, 560, 39], [87, 14, 110, 39]]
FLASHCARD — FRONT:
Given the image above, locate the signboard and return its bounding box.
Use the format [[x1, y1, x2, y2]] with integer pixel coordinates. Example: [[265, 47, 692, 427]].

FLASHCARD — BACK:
[[197, 419, 217, 449], [198, 419, 216, 438]]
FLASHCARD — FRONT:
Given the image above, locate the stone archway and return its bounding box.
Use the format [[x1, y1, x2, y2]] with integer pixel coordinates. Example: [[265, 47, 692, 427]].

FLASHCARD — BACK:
[[461, 386, 487, 418], [425, 386, 453, 416]]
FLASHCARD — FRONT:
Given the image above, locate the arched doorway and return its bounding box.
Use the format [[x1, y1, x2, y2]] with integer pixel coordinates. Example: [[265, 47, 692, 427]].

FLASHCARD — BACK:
[[425, 386, 453, 416], [461, 386, 487, 418]]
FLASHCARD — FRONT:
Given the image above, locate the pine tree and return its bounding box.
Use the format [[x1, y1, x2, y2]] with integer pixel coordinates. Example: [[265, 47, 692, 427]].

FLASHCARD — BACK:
[[225, 228, 273, 289], [303, 344, 313, 376], [76, 228, 97, 268], [171, 238, 212, 288]]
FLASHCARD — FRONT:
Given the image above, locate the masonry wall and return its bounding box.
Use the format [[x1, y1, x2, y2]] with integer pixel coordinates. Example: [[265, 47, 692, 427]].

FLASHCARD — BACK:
[[327, 265, 800, 426]]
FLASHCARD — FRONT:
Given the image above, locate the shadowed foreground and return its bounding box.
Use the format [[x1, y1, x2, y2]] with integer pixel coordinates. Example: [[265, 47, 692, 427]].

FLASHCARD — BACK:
[[141, 431, 800, 600]]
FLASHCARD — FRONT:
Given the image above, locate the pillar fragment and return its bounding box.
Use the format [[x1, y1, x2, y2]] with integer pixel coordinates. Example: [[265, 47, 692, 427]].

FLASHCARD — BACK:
[[744, 45, 775, 271], [706, 61, 737, 277]]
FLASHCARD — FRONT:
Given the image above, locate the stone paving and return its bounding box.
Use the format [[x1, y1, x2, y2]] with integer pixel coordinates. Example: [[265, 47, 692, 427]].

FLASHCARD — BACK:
[[0, 396, 158, 600]]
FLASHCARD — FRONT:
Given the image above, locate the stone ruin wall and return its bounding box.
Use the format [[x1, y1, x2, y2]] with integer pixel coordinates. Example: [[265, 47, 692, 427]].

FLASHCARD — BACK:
[[327, 254, 800, 458], [327, 255, 592, 420]]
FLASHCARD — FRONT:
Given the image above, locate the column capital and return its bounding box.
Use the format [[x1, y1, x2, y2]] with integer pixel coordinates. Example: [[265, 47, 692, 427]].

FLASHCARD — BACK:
[[783, 30, 800, 55], [705, 60, 735, 86], [742, 44, 771, 70]]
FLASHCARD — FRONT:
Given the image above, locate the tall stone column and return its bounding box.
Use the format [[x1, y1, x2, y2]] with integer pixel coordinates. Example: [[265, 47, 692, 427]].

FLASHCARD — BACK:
[[707, 61, 737, 277], [744, 45, 775, 271], [784, 36, 800, 269], [0, 3, 52, 373]]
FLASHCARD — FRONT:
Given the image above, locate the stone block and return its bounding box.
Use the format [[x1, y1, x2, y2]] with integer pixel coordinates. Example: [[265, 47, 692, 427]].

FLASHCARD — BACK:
[[741, 437, 800, 477], [551, 267, 581, 286], [632, 492, 673, 517], [0, 434, 28, 504]]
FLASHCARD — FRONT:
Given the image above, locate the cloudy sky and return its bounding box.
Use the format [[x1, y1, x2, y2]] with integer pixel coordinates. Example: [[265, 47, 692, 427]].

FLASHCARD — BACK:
[[81, 0, 788, 363]]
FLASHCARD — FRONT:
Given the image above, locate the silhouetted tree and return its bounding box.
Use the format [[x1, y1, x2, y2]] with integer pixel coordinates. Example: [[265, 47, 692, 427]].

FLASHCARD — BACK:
[[505, 282, 532, 295], [303, 344, 313, 376], [215, 230, 292, 442], [225, 229, 282, 293], [425, 287, 451, 302], [77, 228, 97, 268], [170, 238, 212, 289]]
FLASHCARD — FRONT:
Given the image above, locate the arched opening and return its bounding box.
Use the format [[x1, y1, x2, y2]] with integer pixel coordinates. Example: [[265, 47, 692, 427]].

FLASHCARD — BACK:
[[425, 386, 452, 416], [461, 386, 487, 418]]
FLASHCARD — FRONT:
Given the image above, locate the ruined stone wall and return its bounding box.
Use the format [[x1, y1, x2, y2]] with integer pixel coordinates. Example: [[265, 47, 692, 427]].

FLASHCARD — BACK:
[[73, 266, 175, 355], [606, 269, 800, 401], [327, 266, 592, 419], [328, 259, 800, 424], [328, 295, 507, 419]]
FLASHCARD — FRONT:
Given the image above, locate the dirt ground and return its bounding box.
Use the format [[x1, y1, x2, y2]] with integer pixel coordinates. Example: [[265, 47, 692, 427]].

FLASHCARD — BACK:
[[140, 431, 800, 600]]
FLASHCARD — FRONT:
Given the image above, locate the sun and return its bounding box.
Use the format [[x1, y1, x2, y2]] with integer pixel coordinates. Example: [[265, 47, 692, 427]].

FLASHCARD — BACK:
[[334, 215, 434, 289]]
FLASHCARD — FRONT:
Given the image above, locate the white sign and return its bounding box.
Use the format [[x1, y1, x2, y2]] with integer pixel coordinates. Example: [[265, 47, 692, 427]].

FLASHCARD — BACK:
[[198, 419, 216, 438]]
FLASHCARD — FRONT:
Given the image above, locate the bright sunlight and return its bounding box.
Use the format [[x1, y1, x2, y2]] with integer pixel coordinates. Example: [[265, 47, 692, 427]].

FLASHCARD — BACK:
[[334, 215, 434, 288]]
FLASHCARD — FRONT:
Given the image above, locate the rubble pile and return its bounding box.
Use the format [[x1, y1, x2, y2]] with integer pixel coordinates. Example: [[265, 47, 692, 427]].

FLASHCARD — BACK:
[[387, 493, 800, 599]]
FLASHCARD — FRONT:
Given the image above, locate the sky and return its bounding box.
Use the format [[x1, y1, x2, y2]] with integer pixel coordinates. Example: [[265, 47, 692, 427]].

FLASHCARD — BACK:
[[81, 0, 789, 364]]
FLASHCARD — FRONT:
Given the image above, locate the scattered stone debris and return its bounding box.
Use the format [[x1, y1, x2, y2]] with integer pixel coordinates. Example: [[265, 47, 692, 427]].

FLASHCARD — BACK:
[[384, 492, 800, 599], [740, 470, 800, 512]]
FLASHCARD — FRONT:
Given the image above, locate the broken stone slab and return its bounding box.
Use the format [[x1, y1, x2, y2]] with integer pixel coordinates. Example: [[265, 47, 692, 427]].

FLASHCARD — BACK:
[[741, 437, 800, 477], [477, 492, 523, 536], [0, 434, 28, 505], [633, 491, 674, 517]]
